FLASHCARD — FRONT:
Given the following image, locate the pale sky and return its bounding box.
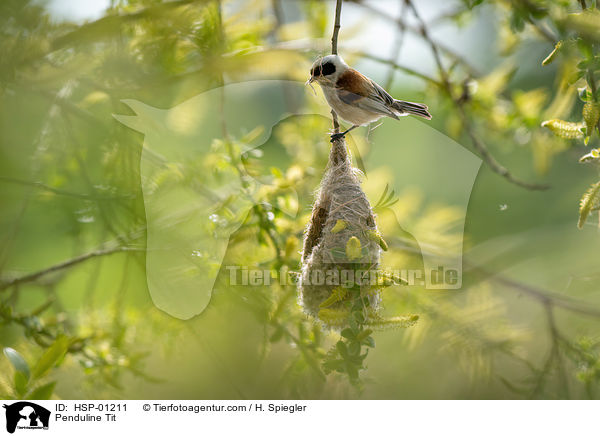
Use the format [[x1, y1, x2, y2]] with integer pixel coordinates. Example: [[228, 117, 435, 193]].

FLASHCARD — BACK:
[[44, 0, 493, 85]]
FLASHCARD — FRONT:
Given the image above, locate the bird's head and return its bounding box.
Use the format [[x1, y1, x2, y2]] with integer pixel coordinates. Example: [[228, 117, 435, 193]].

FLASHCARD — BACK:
[[307, 54, 348, 87]]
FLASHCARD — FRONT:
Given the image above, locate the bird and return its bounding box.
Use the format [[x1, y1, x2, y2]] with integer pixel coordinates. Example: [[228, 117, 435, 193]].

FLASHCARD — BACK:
[[307, 54, 431, 141]]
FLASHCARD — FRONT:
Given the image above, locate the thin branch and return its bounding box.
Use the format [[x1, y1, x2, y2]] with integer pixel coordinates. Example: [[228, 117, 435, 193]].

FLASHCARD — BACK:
[[456, 106, 550, 190], [491, 273, 600, 319], [331, 109, 340, 134], [403, 0, 549, 191], [0, 176, 135, 200], [405, 0, 450, 88], [0, 246, 142, 291], [545, 303, 570, 398], [355, 52, 443, 87], [588, 69, 598, 103], [513, 0, 558, 43], [384, 0, 409, 90], [331, 0, 343, 55], [347, 0, 480, 77], [390, 238, 600, 320], [330, 0, 343, 133]]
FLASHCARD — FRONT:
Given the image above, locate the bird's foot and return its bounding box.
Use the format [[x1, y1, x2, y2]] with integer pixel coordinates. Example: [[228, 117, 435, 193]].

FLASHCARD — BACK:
[[330, 132, 346, 142]]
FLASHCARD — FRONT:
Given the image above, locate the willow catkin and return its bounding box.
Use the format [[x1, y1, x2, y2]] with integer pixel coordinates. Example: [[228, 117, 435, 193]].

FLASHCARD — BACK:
[[299, 137, 382, 323]]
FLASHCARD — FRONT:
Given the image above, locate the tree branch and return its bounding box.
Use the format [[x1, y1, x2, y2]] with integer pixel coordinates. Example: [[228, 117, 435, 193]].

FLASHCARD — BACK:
[[331, 0, 343, 55], [403, 0, 549, 191], [384, 0, 409, 90], [347, 0, 480, 77], [456, 106, 550, 190], [330, 0, 343, 133], [0, 246, 142, 291], [0, 176, 135, 200]]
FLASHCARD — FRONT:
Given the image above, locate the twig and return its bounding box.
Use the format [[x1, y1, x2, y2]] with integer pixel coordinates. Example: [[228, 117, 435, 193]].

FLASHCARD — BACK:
[[384, 0, 409, 90], [0, 176, 134, 200], [331, 0, 343, 55], [405, 0, 450, 87], [389, 238, 600, 320], [588, 69, 598, 103], [0, 246, 142, 291], [355, 51, 442, 87], [457, 106, 550, 190], [347, 0, 480, 77], [404, 0, 549, 191], [545, 303, 570, 398], [491, 273, 600, 319], [331, 110, 340, 134], [330, 0, 343, 133]]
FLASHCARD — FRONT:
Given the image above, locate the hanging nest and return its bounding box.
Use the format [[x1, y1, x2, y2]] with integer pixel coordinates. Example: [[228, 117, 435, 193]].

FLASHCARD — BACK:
[[299, 135, 391, 327]]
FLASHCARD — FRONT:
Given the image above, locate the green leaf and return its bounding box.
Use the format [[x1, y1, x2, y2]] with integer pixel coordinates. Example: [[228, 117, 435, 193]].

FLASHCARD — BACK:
[[541, 119, 584, 139], [14, 371, 28, 397], [579, 87, 593, 103], [345, 236, 362, 261], [564, 10, 600, 42], [4, 348, 30, 380], [578, 181, 600, 229], [363, 336, 376, 348], [509, 11, 525, 33], [336, 341, 349, 359], [32, 336, 70, 380], [542, 41, 562, 66], [319, 287, 347, 308], [356, 328, 374, 341], [579, 149, 600, 163], [348, 341, 361, 356], [269, 327, 284, 343], [340, 328, 355, 340], [26, 381, 56, 400], [583, 101, 600, 139], [331, 219, 347, 234]]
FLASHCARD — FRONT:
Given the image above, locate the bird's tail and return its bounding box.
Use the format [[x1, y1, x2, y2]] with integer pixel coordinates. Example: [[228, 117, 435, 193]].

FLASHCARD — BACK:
[[393, 100, 432, 120]]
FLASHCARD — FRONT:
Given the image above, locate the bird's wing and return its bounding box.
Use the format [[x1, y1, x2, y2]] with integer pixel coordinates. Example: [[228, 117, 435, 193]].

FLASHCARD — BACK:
[[369, 79, 396, 108], [336, 69, 400, 119]]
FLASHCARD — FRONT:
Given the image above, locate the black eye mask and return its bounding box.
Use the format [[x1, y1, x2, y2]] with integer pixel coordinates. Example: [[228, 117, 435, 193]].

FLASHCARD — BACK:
[[311, 61, 336, 78], [321, 62, 336, 76]]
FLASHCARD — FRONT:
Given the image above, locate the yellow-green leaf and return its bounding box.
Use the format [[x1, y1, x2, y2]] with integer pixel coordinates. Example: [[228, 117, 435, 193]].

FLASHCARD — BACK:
[[345, 236, 362, 260], [367, 230, 389, 251], [564, 10, 600, 42], [583, 101, 600, 140], [578, 181, 600, 229], [541, 119, 584, 139], [32, 336, 70, 380], [4, 348, 30, 380], [542, 41, 562, 66], [26, 381, 56, 400], [319, 287, 347, 308], [331, 219, 347, 234], [14, 371, 28, 397], [365, 314, 420, 330], [579, 149, 600, 163]]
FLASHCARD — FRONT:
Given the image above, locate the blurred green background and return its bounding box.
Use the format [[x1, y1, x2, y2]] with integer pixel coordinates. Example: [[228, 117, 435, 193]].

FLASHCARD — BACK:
[[1, 0, 600, 399]]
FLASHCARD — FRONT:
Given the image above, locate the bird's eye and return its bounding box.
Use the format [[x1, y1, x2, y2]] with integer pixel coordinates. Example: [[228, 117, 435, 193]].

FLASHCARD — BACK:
[[321, 62, 335, 76]]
